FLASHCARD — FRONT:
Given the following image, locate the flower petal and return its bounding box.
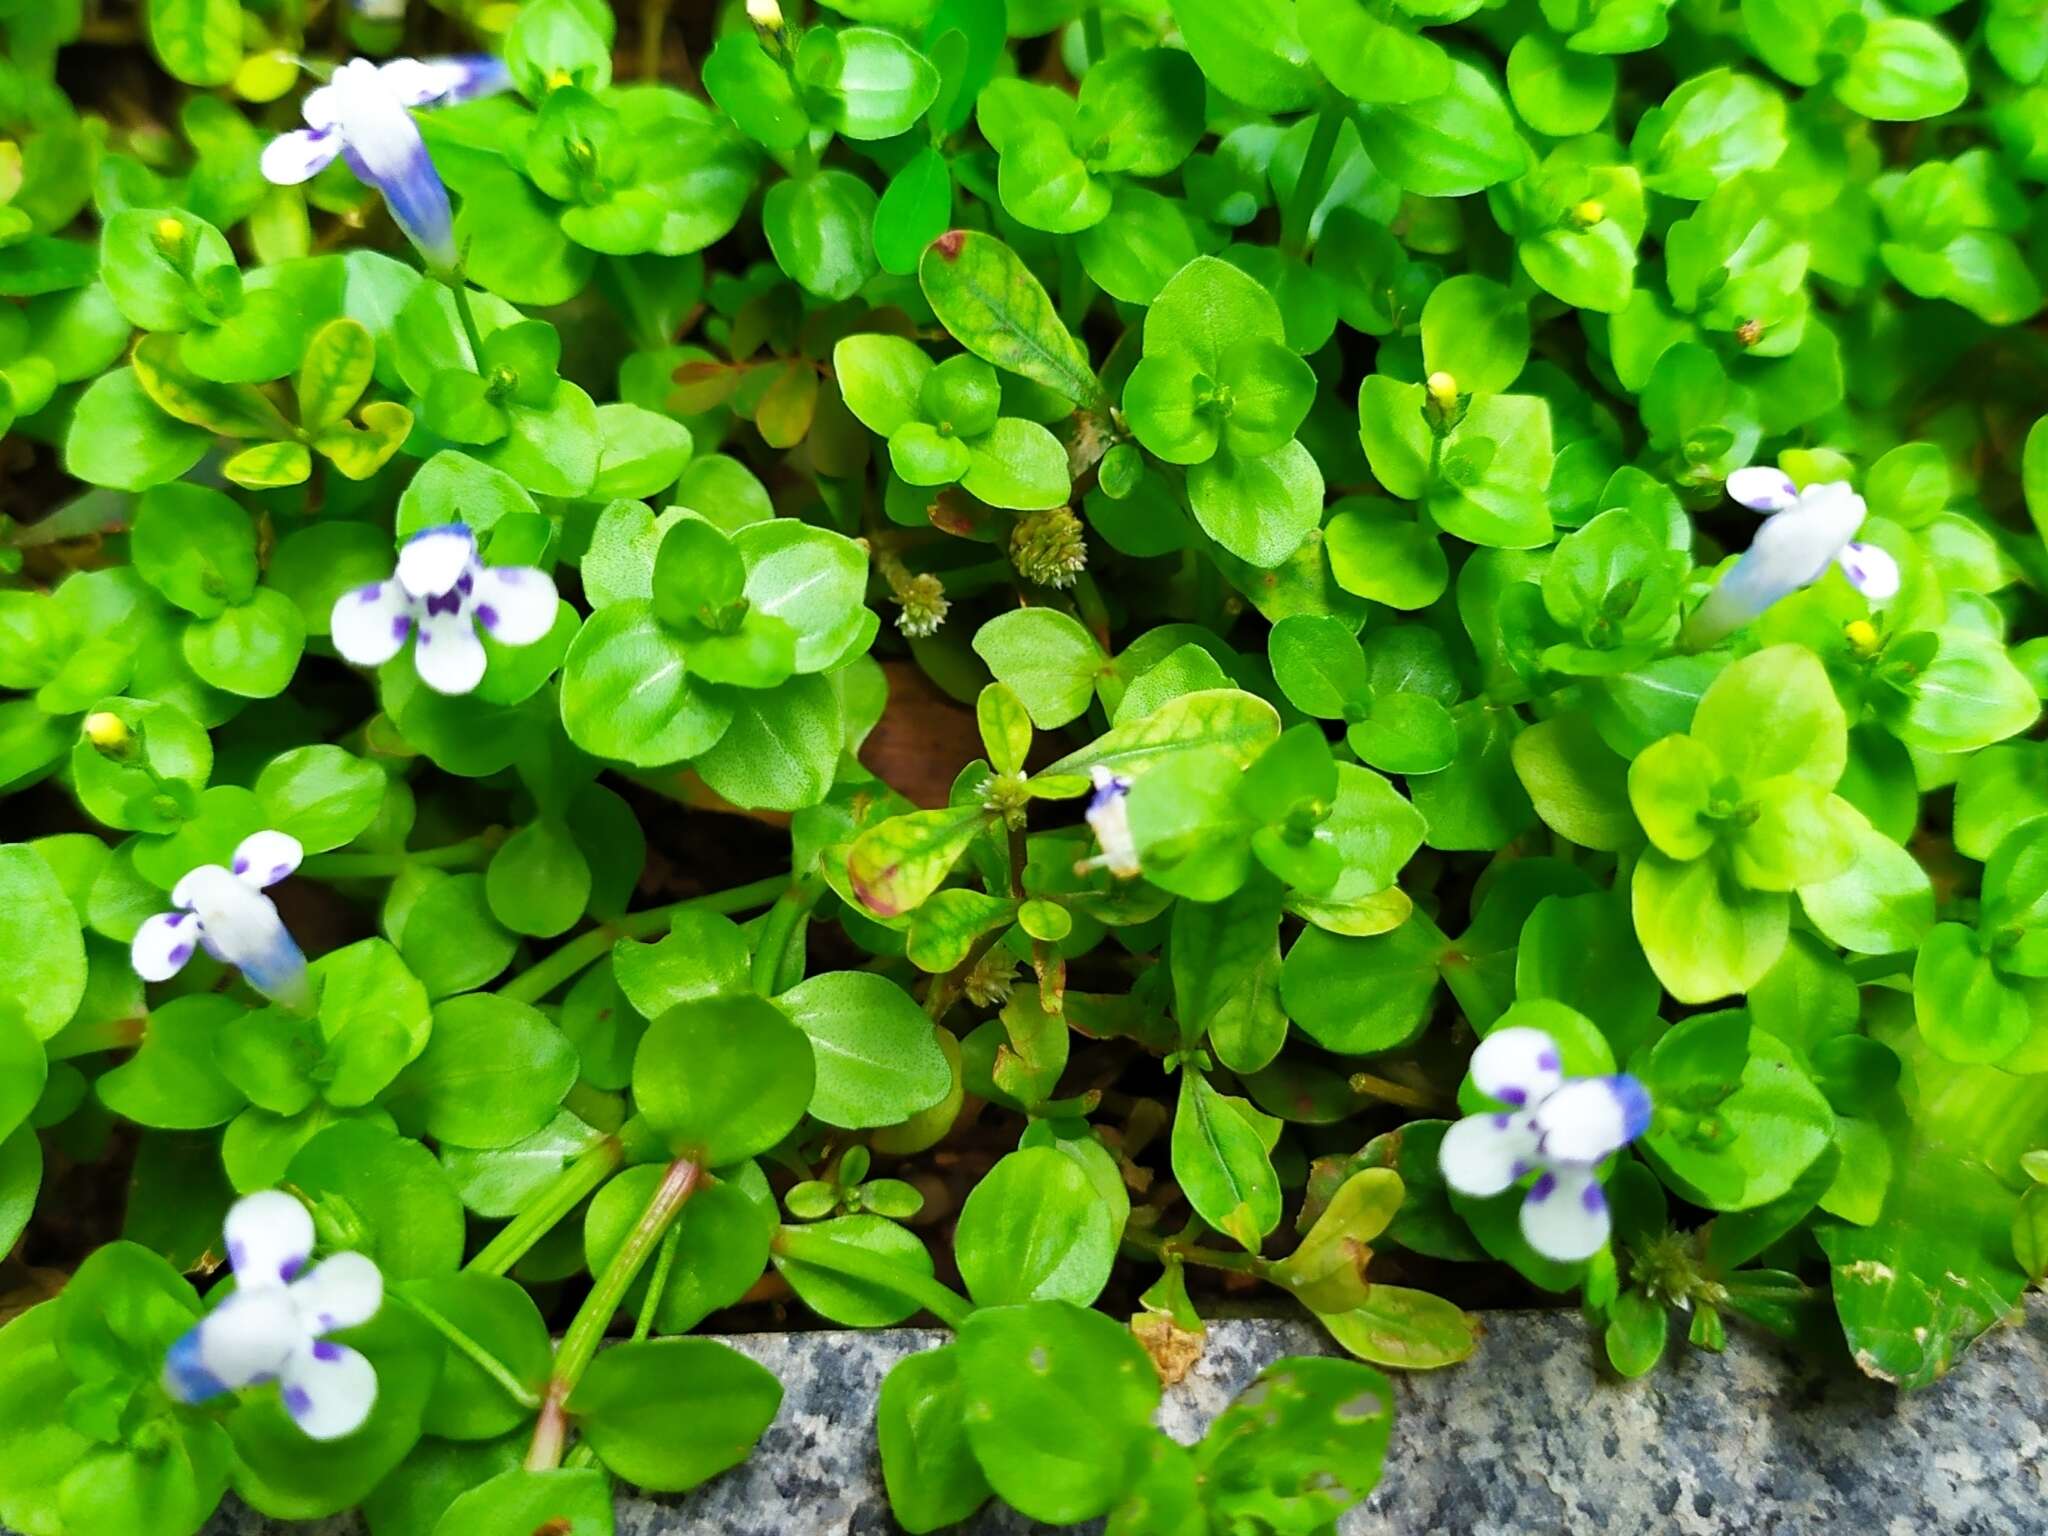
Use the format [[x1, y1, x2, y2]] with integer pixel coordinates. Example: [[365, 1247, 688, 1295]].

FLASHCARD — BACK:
[[374, 57, 449, 106], [231, 830, 304, 889], [173, 866, 313, 1011], [331, 579, 415, 668], [396, 525, 476, 599], [1532, 1074, 1652, 1166], [1083, 767, 1140, 878], [1469, 1025, 1564, 1109], [260, 128, 343, 186], [289, 1252, 384, 1334], [471, 565, 559, 647], [1836, 541, 1900, 601], [132, 910, 201, 982], [226, 1190, 315, 1288], [162, 1289, 301, 1400], [280, 1337, 378, 1441], [412, 610, 488, 695], [1438, 1111, 1541, 1198], [1519, 1166, 1611, 1262], [1725, 466, 1799, 512], [381, 54, 509, 106]]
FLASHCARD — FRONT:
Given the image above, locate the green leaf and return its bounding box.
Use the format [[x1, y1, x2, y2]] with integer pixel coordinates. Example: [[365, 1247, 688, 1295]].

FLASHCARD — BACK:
[[1040, 687, 1280, 779], [406, 1273, 554, 1442], [1191, 1355, 1395, 1525], [847, 806, 988, 918], [294, 317, 373, 434], [96, 995, 238, 1130], [1172, 1068, 1282, 1252], [1172, 0, 1319, 114], [1690, 643, 1847, 789], [287, 1119, 465, 1279], [254, 746, 383, 853], [486, 818, 593, 939], [633, 994, 815, 1164], [1353, 60, 1524, 197], [954, 1144, 1116, 1306], [1173, 877, 1287, 1073], [1632, 849, 1788, 1004], [798, 26, 940, 141], [1421, 274, 1530, 394], [763, 170, 878, 302], [1835, 19, 1968, 122], [777, 971, 952, 1128], [972, 607, 1105, 728], [430, 1468, 612, 1536], [692, 673, 844, 812], [560, 601, 733, 768], [878, 1347, 992, 1534], [568, 1339, 781, 1493], [64, 368, 209, 491], [955, 1301, 1160, 1524], [875, 147, 954, 277], [147, 0, 239, 87], [0, 844, 87, 1040], [390, 995, 576, 1150], [920, 230, 1099, 407]]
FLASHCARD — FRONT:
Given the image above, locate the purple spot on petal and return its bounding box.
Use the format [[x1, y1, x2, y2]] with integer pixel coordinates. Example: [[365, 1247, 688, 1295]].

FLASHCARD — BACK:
[[1582, 1182, 1607, 1214], [457, 571, 473, 595], [1497, 1087, 1527, 1106], [424, 589, 463, 618], [1537, 1050, 1561, 1072], [166, 944, 192, 967], [284, 1385, 314, 1419], [1529, 1172, 1558, 1203], [232, 857, 249, 875], [355, 584, 384, 603], [474, 603, 499, 632], [271, 864, 290, 883], [418, 630, 432, 645], [165, 912, 188, 928], [1493, 1113, 1513, 1129], [317, 1313, 335, 1330], [1509, 1159, 1531, 1178], [493, 567, 523, 584], [312, 1340, 342, 1362], [228, 1239, 248, 1270], [391, 615, 412, 642], [280, 1256, 304, 1282]]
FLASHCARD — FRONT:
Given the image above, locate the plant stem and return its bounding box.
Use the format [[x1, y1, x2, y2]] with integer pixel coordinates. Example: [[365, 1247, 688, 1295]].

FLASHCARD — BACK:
[[1122, 1223, 1267, 1277], [631, 1222, 683, 1344], [1082, 5, 1106, 68], [47, 1013, 144, 1061], [527, 1156, 702, 1471], [748, 884, 816, 995], [497, 874, 791, 1005], [466, 1135, 626, 1277], [443, 272, 489, 368], [770, 1225, 975, 1328], [1281, 96, 1344, 256], [638, 0, 669, 79], [397, 1291, 544, 1410], [924, 925, 1008, 1024], [300, 834, 498, 880]]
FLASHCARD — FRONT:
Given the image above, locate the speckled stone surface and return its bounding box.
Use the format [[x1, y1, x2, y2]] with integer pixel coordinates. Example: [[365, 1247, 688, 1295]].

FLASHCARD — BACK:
[[190, 1300, 2047, 1535]]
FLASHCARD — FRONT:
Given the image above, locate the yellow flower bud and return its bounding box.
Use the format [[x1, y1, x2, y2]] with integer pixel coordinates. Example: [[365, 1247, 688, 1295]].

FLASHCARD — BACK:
[[1843, 619, 1881, 658], [83, 711, 130, 751], [747, 0, 785, 27], [1426, 371, 1459, 409], [1570, 199, 1605, 227], [154, 216, 185, 250], [546, 68, 574, 90]]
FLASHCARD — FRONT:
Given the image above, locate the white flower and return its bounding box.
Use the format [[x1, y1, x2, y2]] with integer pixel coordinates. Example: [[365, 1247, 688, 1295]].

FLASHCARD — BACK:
[[1079, 765, 1140, 878], [163, 1191, 383, 1440], [1439, 1026, 1653, 1263], [259, 56, 509, 271], [330, 523, 558, 697], [132, 830, 311, 1013], [1683, 467, 1901, 646]]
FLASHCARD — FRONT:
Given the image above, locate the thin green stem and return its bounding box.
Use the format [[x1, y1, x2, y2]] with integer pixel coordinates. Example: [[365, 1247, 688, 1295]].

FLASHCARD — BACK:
[[748, 884, 816, 995], [497, 874, 790, 1006], [466, 1135, 626, 1277], [444, 273, 490, 369], [632, 1221, 684, 1344], [300, 834, 498, 880], [770, 1225, 975, 1329], [638, 0, 670, 79], [1281, 96, 1344, 256], [47, 1013, 144, 1061], [397, 1292, 544, 1411], [1121, 1223, 1267, 1277], [527, 1156, 702, 1471], [1082, 5, 1106, 68]]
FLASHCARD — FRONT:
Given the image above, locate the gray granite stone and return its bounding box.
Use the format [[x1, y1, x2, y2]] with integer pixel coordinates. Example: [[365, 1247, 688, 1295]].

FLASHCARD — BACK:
[[193, 1300, 2048, 1535]]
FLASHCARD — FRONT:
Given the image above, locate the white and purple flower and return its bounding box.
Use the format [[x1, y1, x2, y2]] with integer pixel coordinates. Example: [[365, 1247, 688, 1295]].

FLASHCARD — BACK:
[[1439, 1026, 1653, 1263], [1683, 467, 1901, 647], [132, 830, 312, 1014], [259, 56, 510, 271], [163, 1190, 383, 1441], [330, 523, 558, 696], [1079, 766, 1140, 878]]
